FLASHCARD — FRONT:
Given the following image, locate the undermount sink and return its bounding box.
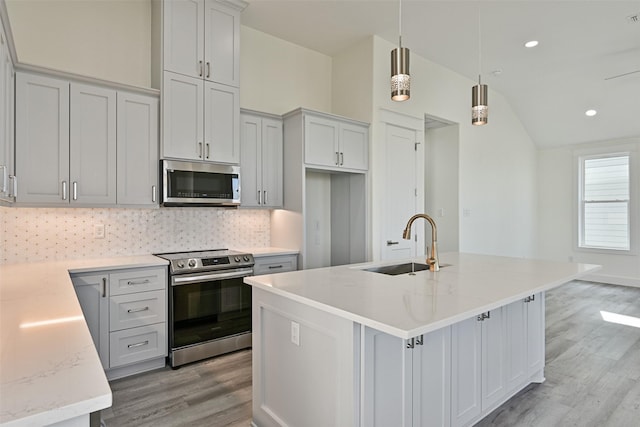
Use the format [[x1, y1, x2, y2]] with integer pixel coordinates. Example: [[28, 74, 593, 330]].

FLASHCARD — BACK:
[[363, 262, 430, 276]]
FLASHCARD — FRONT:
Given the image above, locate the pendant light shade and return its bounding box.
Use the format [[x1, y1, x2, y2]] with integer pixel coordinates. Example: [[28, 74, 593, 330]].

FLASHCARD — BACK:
[[472, 75, 488, 125], [391, 46, 410, 101], [391, 0, 410, 101]]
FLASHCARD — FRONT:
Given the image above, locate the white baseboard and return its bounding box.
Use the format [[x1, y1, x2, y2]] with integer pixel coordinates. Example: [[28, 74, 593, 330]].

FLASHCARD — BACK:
[[583, 273, 640, 288]]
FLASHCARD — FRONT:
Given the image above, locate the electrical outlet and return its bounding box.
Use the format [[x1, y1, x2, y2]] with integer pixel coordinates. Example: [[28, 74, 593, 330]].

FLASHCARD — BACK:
[[94, 224, 105, 239], [291, 321, 300, 346]]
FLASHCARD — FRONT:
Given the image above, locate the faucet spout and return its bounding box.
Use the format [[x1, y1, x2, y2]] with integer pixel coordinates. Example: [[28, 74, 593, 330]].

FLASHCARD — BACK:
[[402, 213, 439, 272]]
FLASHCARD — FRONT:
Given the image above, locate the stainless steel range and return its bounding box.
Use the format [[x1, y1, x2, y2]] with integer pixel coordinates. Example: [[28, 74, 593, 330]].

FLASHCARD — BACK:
[[155, 249, 254, 368]]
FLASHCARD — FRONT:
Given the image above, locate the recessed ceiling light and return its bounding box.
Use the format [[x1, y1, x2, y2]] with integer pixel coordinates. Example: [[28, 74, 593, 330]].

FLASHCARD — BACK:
[[524, 40, 539, 48], [585, 109, 597, 117]]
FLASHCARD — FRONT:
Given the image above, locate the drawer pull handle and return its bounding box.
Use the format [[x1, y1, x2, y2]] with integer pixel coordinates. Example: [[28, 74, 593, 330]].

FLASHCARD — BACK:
[[127, 306, 150, 313], [127, 340, 149, 349], [127, 279, 151, 286], [268, 265, 283, 270]]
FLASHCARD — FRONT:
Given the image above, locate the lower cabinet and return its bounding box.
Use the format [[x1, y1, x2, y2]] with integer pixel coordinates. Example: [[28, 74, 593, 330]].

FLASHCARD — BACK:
[[253, 253, 298, 276], [72, 266, 168, 380], [364, 293, 544, 427]]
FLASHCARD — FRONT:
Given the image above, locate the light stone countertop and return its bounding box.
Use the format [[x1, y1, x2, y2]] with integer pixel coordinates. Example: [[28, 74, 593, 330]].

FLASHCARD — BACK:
[[245, 252, 601, 339], [0, 255, 168, 427]]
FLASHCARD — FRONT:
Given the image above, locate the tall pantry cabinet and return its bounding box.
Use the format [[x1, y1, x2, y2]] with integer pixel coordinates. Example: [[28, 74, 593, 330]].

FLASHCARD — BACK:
[[160, 0, 246, 164], [0, 18, 14, 203]]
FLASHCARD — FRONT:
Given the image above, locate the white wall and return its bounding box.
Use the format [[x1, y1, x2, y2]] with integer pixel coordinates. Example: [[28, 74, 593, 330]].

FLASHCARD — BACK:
[[240, 25, 332, 115], [6, 0, 152, 88], [370, 36, 538, 260], [537, 138, 640, 286]]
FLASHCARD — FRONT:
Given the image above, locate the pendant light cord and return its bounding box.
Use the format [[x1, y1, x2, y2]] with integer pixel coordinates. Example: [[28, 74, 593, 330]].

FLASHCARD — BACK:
[[477, 2, 482, 84], [399, 0, 402, 47]]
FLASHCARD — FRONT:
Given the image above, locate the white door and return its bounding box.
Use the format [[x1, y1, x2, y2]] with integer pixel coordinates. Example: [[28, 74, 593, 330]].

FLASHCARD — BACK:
[[116, 92, 158, 206], [383, 124, 419, 260], [163, 0, 203, 79], [204, 0, 240, 87], [339, 122, 368, 171], [162, 71, 203, 161], [15, 72, 70, 204], [204, 80, 239, 164], [72, 274, 109, 369], [70, 83, 117, 205]]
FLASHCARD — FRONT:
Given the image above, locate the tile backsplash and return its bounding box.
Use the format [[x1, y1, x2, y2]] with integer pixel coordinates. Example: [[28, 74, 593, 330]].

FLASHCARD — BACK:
[[0, 207, 270, 265]]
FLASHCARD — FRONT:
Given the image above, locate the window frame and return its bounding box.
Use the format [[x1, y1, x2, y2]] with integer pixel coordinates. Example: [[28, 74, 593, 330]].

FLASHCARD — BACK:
[[574, 144, 638, 255]]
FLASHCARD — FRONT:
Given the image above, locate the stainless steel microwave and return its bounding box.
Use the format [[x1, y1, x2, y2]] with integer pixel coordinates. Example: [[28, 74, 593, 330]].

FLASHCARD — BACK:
[[161, 160, 241, 206]]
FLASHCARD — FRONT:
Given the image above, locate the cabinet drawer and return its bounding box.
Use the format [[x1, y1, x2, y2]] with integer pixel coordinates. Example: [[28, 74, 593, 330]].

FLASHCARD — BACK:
[[109, 323, 167, 368], [253, 255, 298, 276], [110, 290, 166, 332], [109, 267, 167, 295]]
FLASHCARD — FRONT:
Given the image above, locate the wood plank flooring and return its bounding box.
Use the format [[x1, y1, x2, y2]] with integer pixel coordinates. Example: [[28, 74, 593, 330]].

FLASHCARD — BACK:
[[102, 280, 640, 426]]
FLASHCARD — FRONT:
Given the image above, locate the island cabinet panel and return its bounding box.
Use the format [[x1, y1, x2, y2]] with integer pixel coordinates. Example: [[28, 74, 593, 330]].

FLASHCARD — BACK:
[[251, 287, 357, 427], [451, 317, 482, 427], [480, 307, 508, 411], [527, 293, 545, 376], [361, 327, 451, 427], [505, 299, 528, 392]]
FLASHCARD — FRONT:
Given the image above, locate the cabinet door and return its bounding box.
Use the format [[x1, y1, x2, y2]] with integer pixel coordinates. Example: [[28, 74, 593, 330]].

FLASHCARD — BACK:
[[527, 293, 545, 376], [413, 328, 451, 427], [481, 308, 507, 411], [163, 0, 204, 79], [362, 327, 412, 427], [506, 299, 528, 393], [203, 0, 240, 87], [162, 71, 204, 161], [304, 114, 339, 168], [72, 274, 109, 369], [240, 113, 261, 207], [451, 316, 482, 427], [339, 122, 368, 171], [70, 83, 117, 205], [204, 80, 239, 164], [0, 31, 14, 201], [15, 72, 70, 204], [117, 91, 159, 206], [261, 117, 283, 207]]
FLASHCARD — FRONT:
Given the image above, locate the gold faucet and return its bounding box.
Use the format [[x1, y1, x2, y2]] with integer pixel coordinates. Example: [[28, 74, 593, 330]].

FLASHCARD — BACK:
[[402, 213, 439, 271]]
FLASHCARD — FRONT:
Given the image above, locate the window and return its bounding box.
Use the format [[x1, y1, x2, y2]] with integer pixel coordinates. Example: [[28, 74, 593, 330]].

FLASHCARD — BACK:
[[578, 154, 630, 251]]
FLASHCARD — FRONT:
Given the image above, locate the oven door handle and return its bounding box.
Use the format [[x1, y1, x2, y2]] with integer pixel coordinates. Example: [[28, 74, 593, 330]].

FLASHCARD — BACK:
[[172, 268, 254, 285]]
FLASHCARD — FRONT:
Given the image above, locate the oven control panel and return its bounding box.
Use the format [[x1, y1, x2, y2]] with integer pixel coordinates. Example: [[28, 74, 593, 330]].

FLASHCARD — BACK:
[[168, 253, 254, 274]]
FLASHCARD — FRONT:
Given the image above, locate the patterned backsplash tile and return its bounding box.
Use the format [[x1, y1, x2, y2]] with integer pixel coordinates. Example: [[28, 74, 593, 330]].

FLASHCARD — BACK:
[[0, 207, 271, 264]]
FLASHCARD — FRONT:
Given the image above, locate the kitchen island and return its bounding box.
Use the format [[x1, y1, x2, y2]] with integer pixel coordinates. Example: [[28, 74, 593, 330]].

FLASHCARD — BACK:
[[245, 253, 600, 427]]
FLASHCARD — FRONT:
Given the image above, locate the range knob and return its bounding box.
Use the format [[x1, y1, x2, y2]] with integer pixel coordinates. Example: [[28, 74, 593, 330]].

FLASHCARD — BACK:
[[176, 261, 185, 269], [243, 255, 250, 262], [188, 259, 197, 268], [234, 256, 241, 262]]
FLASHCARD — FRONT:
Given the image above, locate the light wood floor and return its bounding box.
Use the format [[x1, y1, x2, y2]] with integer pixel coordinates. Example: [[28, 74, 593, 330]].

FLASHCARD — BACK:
[[103, 280, 640, 426]]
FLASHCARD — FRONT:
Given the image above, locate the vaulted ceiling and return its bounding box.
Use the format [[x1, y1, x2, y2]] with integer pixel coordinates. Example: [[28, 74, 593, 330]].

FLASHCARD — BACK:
[[242, 1, 640, 148]]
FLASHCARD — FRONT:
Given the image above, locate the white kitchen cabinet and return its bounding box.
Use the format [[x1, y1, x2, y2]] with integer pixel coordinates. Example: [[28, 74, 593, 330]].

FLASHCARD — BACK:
[[162, 71, 239, 164], [362, 327, 451, 427], [70, 83, 117, 205], [163, 0, 241, 87], [480, 307, 508, 411], [505, 298, 528, 392], [303, 111, 368, 171], [451, 316, 482, 427], [252, 253, 297, 275], [72, 266, 168, 380], [73, 273, 110, 370], [526, 293, 545, 376], [0, 24, 15, 203], [116, 91, 159, 206], [240, 110, 283, 208], [15, 72, 70, 204]]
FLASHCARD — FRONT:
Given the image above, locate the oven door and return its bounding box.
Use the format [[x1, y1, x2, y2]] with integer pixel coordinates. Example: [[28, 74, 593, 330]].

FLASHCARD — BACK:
[[170, 268, 253, 351]]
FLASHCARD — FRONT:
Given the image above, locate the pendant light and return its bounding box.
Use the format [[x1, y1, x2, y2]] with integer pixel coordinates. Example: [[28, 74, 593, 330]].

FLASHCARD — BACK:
[[391, 0, 410, 101], [471, 7, 488, 125]]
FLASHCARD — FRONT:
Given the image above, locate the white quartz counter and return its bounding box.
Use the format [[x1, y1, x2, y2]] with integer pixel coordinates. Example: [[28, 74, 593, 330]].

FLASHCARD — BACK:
[[0, 255, 168, 427], [245, 252, 601, 339]]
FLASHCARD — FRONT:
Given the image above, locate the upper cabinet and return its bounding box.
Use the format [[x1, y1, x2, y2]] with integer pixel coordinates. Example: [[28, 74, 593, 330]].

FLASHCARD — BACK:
[[0, 22, 15, 203], [163, 0, 240, 88], [240, 110, 283, 208], [300, 110, 369, 172], [161, 0, 245, 165], [15, 71, 159, 207]]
